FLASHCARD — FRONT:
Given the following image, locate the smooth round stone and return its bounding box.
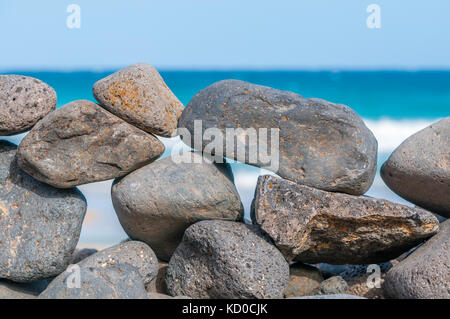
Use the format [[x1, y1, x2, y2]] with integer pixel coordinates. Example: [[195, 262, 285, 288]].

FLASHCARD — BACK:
[[166, 220, 289, 299], [93, 63, 184, 137], [17, 100, 165, 188], [383, 220, 450, 299], [77, 241, 158, 288], [112, 152, 244, 261], [0, 141, 87, 282], [0, 75, 57, 135], [39, 264, 148, 299], [381, 117, 450, 217], [178, 79, 377, 195]]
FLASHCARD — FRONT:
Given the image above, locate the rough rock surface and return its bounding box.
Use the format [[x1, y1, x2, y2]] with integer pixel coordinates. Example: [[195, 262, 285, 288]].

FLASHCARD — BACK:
[[39, 264, 148, 299], [78, 241, 158, 287], [0, 281, 43, 299], [381, 117, 450, 217], [252, 175, 439, 264], [0, 75, 57, 135], [290, 294, 365, 299], [17, 100, 164, 188], [93, 63, 184, 137], [319, 276, 348, 295], [284, 263, 323, 298], [112, 152, 244, 261], [0, 141, 87, 282], [383, 220, 450, 299], [178, 79, 377, 195], [166, 220, 289, 299]]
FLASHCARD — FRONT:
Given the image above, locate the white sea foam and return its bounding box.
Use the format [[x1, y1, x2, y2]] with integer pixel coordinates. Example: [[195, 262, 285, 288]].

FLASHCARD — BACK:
[[363, 117, 438, 153]]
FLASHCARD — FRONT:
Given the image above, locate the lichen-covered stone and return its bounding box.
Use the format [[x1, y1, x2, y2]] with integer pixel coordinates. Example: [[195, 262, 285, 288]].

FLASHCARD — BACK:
[[178, 79, 377, 195], [252, 175, 439, 264], [166, 220, 289, 299], [0, 75, 56, 135], [0, 141, 86, 282], [78, 241, 158, 287], [39, 264, 148, 299], [112, 152, 244, 261], [17, 100, 164, 188], [381, 117, 450, 217], [93, 63, 184, 137], [383, 220, 450, 299]]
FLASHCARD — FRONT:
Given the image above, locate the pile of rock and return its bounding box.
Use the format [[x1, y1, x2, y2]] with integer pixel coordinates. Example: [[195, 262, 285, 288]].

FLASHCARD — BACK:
[[0, 64, 448, 299]]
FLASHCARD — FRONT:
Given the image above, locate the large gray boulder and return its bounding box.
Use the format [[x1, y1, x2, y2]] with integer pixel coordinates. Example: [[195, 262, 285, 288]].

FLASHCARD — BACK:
[[78, 241, 159, 288], [381, 117, 450, 217], [383, 220, 450, 299], [112, 152, 244, 261], [39, 263, 148, 299], [17, 100, 164, 188], [0, 141, 87, 282], [252, 175, 439, 264], [178, 80, 377, 195], [93, 63, 184, 137], [166, 220, 289, 299], [0, 75, 56, 135]]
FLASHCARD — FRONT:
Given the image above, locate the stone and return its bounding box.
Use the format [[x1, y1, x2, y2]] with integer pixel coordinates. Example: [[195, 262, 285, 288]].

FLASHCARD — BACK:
[[93, 63, 184, 137], [0, 75, 57, 135], [319, 276, 348, 295], [0, 141, 87, 282], [381, 117, 450, 217], [252, 175, 440, 264], [0, 281, 43, 299], [17, 100, 164, 188], [284, 263, 323, 298], [289, 294, 365, 299], [166, 220, 289, 299], [111, 152, 244, 261], [147, 261, 168, 294], [39, 264, 148, 299], [78, 241, 158, 288], [71, 248, 98, 264], [178, 79, 377, 195], [147, 292, 189, 299], [383, 219, 450, 299]]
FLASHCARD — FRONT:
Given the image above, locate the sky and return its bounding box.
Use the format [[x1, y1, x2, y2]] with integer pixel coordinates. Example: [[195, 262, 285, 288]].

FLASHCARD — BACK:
[[0, 0, 449, 71]]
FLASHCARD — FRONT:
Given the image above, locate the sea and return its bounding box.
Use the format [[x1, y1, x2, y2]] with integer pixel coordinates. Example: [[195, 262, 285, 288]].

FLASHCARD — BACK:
[[3, 70, 449, 248]]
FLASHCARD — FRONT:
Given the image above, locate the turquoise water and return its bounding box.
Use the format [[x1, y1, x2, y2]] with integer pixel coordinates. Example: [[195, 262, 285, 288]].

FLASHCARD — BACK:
[[2, 70, 449, 246], [8, 70, 450, 119]]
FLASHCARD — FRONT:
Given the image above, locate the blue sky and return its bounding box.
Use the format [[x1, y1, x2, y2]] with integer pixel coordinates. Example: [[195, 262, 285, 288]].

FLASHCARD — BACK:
[[0, 0, 449, 70]]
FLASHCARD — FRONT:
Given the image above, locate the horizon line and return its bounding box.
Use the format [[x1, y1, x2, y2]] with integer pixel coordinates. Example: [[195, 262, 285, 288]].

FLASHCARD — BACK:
[[2, 65, 450, 73]]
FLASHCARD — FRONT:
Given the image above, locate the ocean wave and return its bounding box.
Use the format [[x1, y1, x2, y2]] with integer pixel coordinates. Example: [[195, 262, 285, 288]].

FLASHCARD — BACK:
[[363, 117, 438, 153]]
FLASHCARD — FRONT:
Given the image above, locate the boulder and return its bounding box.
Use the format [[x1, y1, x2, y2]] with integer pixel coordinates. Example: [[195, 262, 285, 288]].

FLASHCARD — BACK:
[[252, 175, 439, 264], [78, 241, 158, 287], [112, 152, 244, 261], [39, 264, 148, 299], [0, 75, 56, 135], [0, 141, 86, 282], [93, 63, 184, 137], [383, 220, 450, 299], [178, 79, 377, 195], [17, 100, 164, 188], [381, 117, 450, 217], [166, 220, 289, 299]]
